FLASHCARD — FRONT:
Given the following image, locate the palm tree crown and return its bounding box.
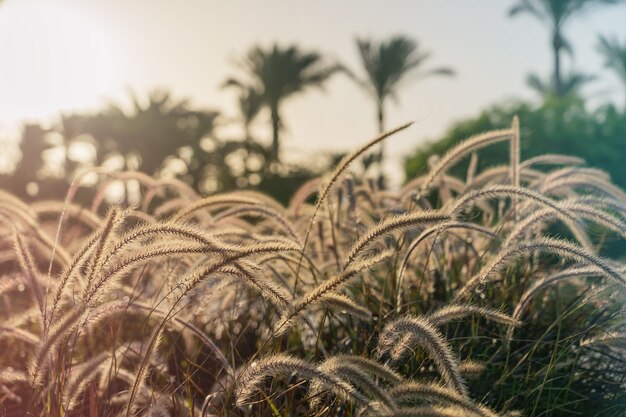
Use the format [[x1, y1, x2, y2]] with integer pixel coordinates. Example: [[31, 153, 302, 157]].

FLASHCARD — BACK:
[[597, 34, 626, 94], [226, 44, 339, 164], [509, 0, 624, 97], [526, 71, 596, 98], [351, 35, 454, 134]]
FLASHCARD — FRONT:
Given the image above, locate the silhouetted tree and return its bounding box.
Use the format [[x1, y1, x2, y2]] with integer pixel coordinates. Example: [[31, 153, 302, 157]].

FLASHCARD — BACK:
[[509, 0, 624, 97], [63, 90, 219, 176], [344, 35, 453, 170], [597, 34, 626, 96], [0, 124, 69, 200], [221, 80, 269, 175], [226, 44, 339, 163]]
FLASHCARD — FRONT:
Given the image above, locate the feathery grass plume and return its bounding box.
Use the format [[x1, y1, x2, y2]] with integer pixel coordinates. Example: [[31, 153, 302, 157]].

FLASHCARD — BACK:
[[377, 316, 467, 397], [213, 205, 302, 244], [345, 210, 449, 267], [230, 262, 292, 307], [82, 242, 213, 307], [580, 331, 626, 348], [389, 382, 497, 417], [330, 355, 404, 385], [100, 222, 229, 266], [288, 177, 322, 216], [82, 206, 126, 294], [275, 249, 394, 335], [466, 152, 479, 184], [235, 354, 369, 408], [0, 369, 28, 384], [46, 229, 105, 331], [510, 116, 520, 222], [449, 185, 578, 223], [0, 203, 72, 268], [62, 344, 132, 411], [171, 194, 262, 222], [396, 222, 497, 313], [139, 176, 198, 211], [316, 123, 413, 217], [295, 123, 413, 287], [0, 326, 39, 346], [504, 201, 626, 249], [375, 406, 467, 417], [570, 195, 626, 217], [508, 265, 613, 340], [459, 360, 486, 377], [519, 154, 584, 169], [82, 300, 234, 381], [539, 172, 626, 202], [123, 325, 166, 417], [318, 293, 372, 320], [153, 197, 191, 218], [0, 189, 36, 217], [12, 231, 45, 317], [32, 201, 102, 230], [536, 166, 611, 188], [417, 128, 513, 198], [425, 304, 520, 327], [89, 170, 196, 211], [29, 307, 86, 386], [455, 237, 626, 302], [175, 239, 301, 302], [315, 359, 397, 411], [465, 165, 541, 191], [501, 411, 523, 417]]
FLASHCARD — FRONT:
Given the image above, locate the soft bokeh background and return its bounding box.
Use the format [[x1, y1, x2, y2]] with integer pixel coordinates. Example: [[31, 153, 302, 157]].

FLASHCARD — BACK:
[[1, 0, 625, 200]]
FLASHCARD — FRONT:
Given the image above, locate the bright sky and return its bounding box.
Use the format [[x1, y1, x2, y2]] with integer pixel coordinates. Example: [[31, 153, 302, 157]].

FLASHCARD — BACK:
[[1, 0, 625, 181]]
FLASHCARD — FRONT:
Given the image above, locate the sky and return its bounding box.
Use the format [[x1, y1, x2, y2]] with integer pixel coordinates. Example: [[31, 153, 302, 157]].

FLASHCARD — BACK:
[[1, 0, 626, 182]]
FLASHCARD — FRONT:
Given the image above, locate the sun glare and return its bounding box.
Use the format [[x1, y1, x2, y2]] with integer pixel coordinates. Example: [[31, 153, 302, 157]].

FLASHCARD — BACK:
[[0, 2, 120, 130]]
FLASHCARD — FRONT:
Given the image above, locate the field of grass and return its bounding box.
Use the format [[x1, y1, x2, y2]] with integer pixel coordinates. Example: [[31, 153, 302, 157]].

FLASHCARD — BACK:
[[0, 120, 624, 417]]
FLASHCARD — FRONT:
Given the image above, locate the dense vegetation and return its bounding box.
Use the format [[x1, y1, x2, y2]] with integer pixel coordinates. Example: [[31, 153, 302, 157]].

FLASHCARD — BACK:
[[0, 123, 624, 416], [405, 97, 626, 192]]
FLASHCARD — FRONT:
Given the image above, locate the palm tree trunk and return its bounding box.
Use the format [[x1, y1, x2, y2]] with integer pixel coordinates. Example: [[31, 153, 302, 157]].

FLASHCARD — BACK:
[[377, 102, 385, 160], [270, 105, 280, 164], [377, 103, 385, 134], [376, 102, 385, 185], [552, 31, 563, 98]]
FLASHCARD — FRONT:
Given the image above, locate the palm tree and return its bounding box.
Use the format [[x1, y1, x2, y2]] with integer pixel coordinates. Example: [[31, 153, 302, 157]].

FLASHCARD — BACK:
[[526, 70, 596, 98], [225, 44, 339, 164], [222, 80, 264, 142], [63, 90, 219, 175], [597, 34, 626, 95], [346, 35, 453, 165], [509, 0, 624, 98]]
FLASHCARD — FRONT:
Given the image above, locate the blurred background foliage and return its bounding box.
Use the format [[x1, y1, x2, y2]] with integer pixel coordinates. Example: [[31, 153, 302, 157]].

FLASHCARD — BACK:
[[1, 0, 625, 207]]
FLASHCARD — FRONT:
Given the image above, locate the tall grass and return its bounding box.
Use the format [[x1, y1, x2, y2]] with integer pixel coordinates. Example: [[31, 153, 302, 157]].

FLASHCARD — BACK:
[[0, 119, 624, 416]]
